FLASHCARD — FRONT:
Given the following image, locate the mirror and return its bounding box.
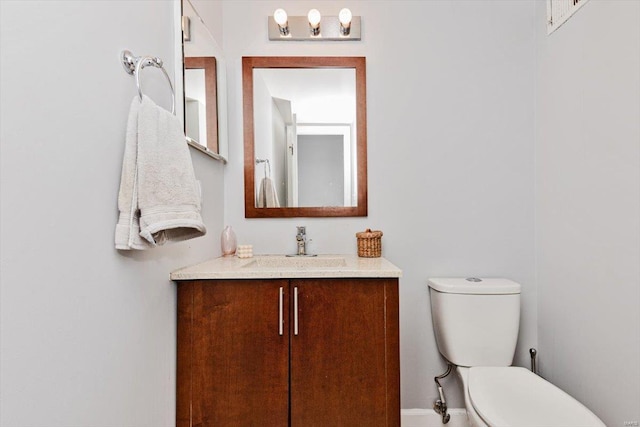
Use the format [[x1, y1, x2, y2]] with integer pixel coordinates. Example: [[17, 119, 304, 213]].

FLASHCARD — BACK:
[[181, 0, 228, 160], [243, 57, 367, 218]]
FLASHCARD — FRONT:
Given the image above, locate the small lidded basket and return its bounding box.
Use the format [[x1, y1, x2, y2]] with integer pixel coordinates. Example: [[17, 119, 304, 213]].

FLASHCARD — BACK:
[[356, 228, 383, 258]]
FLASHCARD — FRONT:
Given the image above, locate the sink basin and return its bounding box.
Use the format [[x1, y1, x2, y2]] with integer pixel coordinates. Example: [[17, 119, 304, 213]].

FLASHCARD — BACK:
[[244, 256, 347, 269]]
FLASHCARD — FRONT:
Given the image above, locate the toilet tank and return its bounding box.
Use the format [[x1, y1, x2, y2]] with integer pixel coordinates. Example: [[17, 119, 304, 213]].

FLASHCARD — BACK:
[[428, 278, 521, 367]]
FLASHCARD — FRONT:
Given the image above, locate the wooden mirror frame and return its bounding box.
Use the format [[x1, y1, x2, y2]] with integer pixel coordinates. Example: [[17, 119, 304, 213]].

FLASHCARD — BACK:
[[185, 56, 219, 153], [243, 56, 367, 218]]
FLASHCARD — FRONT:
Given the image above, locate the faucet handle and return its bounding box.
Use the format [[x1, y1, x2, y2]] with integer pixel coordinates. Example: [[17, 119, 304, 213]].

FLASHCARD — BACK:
[[296, 226, 306, 235]]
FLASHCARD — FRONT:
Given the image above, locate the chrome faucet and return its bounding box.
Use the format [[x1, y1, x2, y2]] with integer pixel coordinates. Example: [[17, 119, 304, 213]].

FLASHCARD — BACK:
[[296, 226, 307, 255]]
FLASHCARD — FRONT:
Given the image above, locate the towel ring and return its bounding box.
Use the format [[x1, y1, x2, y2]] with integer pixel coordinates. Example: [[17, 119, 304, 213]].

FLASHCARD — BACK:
[[121, 50, 176, 115], [256, 158, 271, 179]]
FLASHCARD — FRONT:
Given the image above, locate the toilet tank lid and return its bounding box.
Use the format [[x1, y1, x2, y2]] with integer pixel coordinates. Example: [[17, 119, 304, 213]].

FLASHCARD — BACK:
[[427, 278, 521, 294]]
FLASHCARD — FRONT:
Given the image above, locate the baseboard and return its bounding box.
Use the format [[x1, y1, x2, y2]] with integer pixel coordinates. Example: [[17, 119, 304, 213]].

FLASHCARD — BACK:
[[401, 408, 470, 427]]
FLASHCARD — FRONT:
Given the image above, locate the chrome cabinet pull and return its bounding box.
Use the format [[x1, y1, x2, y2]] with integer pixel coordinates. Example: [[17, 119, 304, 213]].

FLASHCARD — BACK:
[[278, 287, 284, 336], [294, 287, 299, 336]]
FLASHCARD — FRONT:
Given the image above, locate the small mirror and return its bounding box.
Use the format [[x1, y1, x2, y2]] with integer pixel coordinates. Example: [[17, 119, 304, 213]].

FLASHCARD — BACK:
[[182, 0, 228, 160], [243, 57, 367, 218]]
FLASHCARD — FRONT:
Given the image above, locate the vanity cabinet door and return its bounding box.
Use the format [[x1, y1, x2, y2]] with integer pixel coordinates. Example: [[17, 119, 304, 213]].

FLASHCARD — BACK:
[[177, 280, 290, 427], [289, 278, 400, 427]]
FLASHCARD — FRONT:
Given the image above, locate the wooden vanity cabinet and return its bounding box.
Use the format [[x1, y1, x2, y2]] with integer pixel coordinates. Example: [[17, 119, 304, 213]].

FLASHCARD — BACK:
[[177, 277, 399, 427]]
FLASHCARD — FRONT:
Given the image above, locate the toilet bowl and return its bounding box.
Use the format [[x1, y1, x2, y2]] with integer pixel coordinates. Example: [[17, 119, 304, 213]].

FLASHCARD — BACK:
[[428, 277, 605, 427]]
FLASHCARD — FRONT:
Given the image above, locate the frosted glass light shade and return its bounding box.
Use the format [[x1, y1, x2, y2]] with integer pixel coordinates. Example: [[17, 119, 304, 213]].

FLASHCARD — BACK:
[[339, 8, 352, 26], [307, 9, 321, 27], [274, 8, 288, 26]]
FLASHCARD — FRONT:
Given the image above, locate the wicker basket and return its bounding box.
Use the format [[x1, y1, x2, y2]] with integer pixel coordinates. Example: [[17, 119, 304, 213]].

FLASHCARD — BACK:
[[356, 229, 383, 258]]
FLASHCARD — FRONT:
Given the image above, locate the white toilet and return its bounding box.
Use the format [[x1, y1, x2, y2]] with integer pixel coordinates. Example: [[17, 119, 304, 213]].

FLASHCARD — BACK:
[[428, 277, 605, 427]]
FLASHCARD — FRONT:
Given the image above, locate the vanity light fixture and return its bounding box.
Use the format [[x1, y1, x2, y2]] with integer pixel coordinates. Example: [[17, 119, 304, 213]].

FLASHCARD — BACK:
[[268, 8, 361, 41]]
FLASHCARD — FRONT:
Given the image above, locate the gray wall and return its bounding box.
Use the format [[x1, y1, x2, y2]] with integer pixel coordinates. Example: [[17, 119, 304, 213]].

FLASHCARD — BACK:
[[534, 1, 640, 425], [222, 0, 536, 409], [0, 1, 224, 426], [298, 134, 345, 207]]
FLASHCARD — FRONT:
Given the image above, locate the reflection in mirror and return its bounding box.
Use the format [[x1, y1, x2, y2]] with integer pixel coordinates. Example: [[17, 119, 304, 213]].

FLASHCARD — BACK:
[[181, 0, 228, 160], [254, 69, 356, 208], [185, 56, 217, 152], [243, 57, 367, 218]]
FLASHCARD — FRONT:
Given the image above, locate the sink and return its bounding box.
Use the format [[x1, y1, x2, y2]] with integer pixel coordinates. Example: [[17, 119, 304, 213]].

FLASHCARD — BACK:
[[244, 256, 347, 269]]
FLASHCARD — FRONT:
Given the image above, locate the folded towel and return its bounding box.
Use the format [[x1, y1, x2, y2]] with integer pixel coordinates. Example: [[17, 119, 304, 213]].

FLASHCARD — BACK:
[[115, 96, 206, 250], [257, 177, 280, 208]]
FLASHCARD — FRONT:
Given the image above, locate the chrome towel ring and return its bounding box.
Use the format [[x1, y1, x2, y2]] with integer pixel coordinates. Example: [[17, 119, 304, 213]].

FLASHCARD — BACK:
[[255, 158, 271, 179], [121, 50, 175, 115]]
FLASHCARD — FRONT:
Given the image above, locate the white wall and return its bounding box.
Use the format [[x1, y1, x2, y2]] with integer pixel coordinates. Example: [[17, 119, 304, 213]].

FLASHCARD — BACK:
[[222, 0, 536, 409], [190, 0, 224, 49], [0, 1, 224, 426], [271, 99, 287, 204], [534, 1, 640, 425], [253, 72, 274, 203]]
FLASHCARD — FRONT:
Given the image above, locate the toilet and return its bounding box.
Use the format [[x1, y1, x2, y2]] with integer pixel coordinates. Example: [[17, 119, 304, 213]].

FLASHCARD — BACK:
[[428, 277, 605, 427]]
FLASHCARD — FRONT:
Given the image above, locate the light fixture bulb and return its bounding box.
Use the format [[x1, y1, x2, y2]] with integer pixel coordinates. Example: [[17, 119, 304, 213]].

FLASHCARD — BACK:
[[338, 8, 352, 26], [338, 7, 352, 35], [273, 8, 289, 36], [274, 8, 288, 26], [308, 8, 321, 27]]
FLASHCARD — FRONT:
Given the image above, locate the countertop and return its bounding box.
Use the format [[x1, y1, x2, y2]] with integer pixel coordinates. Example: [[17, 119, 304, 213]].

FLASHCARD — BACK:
[[170, 254, 402, 280]]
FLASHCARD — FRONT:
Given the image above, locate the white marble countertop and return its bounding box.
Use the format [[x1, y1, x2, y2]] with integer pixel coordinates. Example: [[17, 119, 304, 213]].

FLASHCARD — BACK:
[[170, 254, 402, 280]]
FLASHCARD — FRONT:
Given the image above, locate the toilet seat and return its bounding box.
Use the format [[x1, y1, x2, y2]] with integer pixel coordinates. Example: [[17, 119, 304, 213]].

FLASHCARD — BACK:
[[468, 367, 605, 427]]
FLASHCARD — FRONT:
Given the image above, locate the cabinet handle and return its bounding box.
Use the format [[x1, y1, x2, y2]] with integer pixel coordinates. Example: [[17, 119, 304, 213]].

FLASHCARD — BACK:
[[294, 286, 299, 336], [278, 287, 284, 336]]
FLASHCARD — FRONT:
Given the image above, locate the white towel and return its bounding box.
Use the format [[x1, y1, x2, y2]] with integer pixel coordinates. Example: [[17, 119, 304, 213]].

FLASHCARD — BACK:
[[257, 177, 280, 208], [115, 96, 206, 250]]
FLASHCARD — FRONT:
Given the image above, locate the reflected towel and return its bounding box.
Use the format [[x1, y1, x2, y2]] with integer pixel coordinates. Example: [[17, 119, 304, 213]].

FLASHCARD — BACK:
[[257, 177, 280, 208], [115, 96, 206, 250]]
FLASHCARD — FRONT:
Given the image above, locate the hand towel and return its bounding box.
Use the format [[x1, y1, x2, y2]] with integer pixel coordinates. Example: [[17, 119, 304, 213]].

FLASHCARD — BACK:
[[115, 96, 206, 250], [115, 97, 148, 250], [257, 177, 280, 208]]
